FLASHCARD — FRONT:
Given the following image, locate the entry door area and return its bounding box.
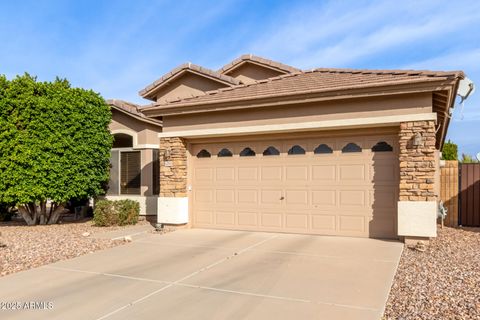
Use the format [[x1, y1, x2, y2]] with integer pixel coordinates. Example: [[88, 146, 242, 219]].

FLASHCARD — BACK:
[[190, 133, 399, 238]]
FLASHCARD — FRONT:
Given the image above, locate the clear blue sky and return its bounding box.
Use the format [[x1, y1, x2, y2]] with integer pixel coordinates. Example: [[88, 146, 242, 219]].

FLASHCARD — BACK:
[[1, 0, 479, 156]]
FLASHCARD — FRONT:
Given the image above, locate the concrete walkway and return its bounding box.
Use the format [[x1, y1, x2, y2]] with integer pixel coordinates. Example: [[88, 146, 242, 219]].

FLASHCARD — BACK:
[[0, 229, 403, 320], [92, 223, 155, 241]]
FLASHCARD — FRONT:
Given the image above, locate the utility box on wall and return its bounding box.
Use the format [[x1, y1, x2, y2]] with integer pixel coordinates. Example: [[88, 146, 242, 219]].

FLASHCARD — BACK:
[[157, 197, 188, 224]]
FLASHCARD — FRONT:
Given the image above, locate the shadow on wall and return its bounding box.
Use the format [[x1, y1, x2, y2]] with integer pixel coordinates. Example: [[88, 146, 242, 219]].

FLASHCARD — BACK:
[[369, 141, 399, 239]]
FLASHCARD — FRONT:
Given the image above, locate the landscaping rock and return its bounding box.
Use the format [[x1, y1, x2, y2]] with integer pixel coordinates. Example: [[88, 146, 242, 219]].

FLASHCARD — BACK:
[[0, 219, 150, 277], [384, 226, 480, 319]]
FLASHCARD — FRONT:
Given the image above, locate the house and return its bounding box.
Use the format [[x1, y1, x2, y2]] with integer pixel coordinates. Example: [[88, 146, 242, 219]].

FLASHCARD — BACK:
[[105, 54, 466, 241]]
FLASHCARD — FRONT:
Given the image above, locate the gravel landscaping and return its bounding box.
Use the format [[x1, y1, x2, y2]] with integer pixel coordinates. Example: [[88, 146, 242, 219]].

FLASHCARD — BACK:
[[0, 218, 152, 277], [384, 226, 480, 319]]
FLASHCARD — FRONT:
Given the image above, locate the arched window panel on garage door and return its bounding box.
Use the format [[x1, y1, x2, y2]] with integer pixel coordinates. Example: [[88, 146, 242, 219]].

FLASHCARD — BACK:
[[288, 145, 306, 155], [218, 148, 233, 157], [263, 146, 280, 156], [240, 147, 256, 157], [371, 141, 393, 152], [314, 144, 333, 154], [196, 149, 211, 158], [341, 142, 362, 153]]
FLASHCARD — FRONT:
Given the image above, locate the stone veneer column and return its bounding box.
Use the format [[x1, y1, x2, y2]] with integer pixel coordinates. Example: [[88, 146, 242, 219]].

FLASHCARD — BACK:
[[397, 120, 437, 239], [399, 121, 437, 201], [159, 137, 187, 197], [158, 137, 188, 224]]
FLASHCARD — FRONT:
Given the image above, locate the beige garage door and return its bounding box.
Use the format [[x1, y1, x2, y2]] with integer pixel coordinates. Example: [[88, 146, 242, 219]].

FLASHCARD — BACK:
[[190, 132, 399, 238]]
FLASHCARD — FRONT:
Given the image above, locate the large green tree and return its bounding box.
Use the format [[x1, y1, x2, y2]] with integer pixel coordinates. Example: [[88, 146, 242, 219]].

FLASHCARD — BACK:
[[0, 74, 112, 225]]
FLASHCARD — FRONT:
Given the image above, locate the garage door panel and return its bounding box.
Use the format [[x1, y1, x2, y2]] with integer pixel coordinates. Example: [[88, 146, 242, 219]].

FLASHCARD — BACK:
[[261, 166, 282, 181], [194, 167, 214, 181], [312, 190, 336, 207], [285, 166, 309, 181], [191, 133, 398, 238], [311, 214, 337, 232], [312, 165, 336, 181], [215, 189, 235, 204], [285, 190, 309, 206], [215, 211, 235, 226], [194, 189, 214, 203], [338, 215, 366, 233], [194, 210, 214, 225], [285, 212, 309, 230], [237, 189, 258, 205], [238, 166, 258, 181], [260, 189, 283, 206], [371, 189, 397, 209], [216, 167, 235, 181], [371, 164, 397, 182], [238, 211, 258, 227], [339, 164, 366, 181], [260, 212, 283, 228], [338, 190, 366, 207]]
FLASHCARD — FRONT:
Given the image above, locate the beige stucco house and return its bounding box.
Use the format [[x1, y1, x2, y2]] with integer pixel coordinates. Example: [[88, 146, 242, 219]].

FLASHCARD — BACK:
[[106, 54, 466, 241]]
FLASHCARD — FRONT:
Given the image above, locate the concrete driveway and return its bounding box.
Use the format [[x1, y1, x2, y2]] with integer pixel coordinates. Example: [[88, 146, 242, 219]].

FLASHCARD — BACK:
[[0, 229, 403, 320]]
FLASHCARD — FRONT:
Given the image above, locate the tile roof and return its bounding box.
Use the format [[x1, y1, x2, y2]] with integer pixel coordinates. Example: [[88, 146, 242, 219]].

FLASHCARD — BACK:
[[145, 68, 464, 110], [219, 54, 301, 74], [107, 99, 162, 126], [139, 63, 241, 99]]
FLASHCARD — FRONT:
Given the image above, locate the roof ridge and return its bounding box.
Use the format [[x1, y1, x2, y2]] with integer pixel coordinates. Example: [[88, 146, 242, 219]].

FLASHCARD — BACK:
[[219, 54, 302, 74], [312, 67, 464, 77]]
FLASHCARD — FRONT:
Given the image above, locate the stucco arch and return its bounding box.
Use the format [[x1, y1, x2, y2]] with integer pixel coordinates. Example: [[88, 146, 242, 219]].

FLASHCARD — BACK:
[[111, 129, 138, 148]]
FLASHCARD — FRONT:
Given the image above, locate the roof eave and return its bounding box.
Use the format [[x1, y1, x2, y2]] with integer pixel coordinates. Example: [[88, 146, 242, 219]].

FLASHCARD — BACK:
[[142, 78, 459, 117], [109, 104, 163, 127]]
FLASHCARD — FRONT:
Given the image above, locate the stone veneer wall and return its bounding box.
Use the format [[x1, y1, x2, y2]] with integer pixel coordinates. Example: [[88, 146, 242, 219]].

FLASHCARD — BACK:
[[159, 137, 187, 197], [399, 120, 437, 201]]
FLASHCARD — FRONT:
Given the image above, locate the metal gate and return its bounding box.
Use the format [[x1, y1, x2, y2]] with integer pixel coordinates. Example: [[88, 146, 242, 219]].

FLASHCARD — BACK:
[[459, 163, 480, 227]]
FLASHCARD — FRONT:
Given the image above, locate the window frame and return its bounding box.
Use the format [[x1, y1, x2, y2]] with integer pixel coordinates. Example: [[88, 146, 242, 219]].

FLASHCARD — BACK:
[[287, 145, 306, 155], [217, 148, 233, 157], [108, 133, 142, 196], [341, 142, 362, 153], [240, 147, 256, 157], [314, 144, 333, 154], [262, 146, 280, 156]]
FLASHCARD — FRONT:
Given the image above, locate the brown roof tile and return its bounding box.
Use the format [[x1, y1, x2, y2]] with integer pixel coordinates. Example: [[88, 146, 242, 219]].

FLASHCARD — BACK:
[[219, 54, 302, 74], [143, 68, 464, 110], [107, 99, 162, 126]]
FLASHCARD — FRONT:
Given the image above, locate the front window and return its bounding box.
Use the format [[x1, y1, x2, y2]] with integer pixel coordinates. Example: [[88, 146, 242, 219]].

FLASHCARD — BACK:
[[107, 133, 142, 195]]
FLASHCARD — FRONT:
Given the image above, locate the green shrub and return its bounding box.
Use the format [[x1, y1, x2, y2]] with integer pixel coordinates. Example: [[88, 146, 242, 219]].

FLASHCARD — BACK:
[[93, 200, 117, 226], [115, 200, 139, 226], [93, 199, 139, 226]]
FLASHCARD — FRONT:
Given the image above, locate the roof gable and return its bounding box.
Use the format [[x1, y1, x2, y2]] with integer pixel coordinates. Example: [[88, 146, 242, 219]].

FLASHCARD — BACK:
[[139, 63, 240, 101], [219, 54, 301, 76]]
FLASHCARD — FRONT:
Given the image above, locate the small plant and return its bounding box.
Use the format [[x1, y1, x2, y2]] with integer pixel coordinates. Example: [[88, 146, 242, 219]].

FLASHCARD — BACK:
[[93, 199, 139, 227], [115, 200, 139, 226], [93, 200, 117, 226]]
